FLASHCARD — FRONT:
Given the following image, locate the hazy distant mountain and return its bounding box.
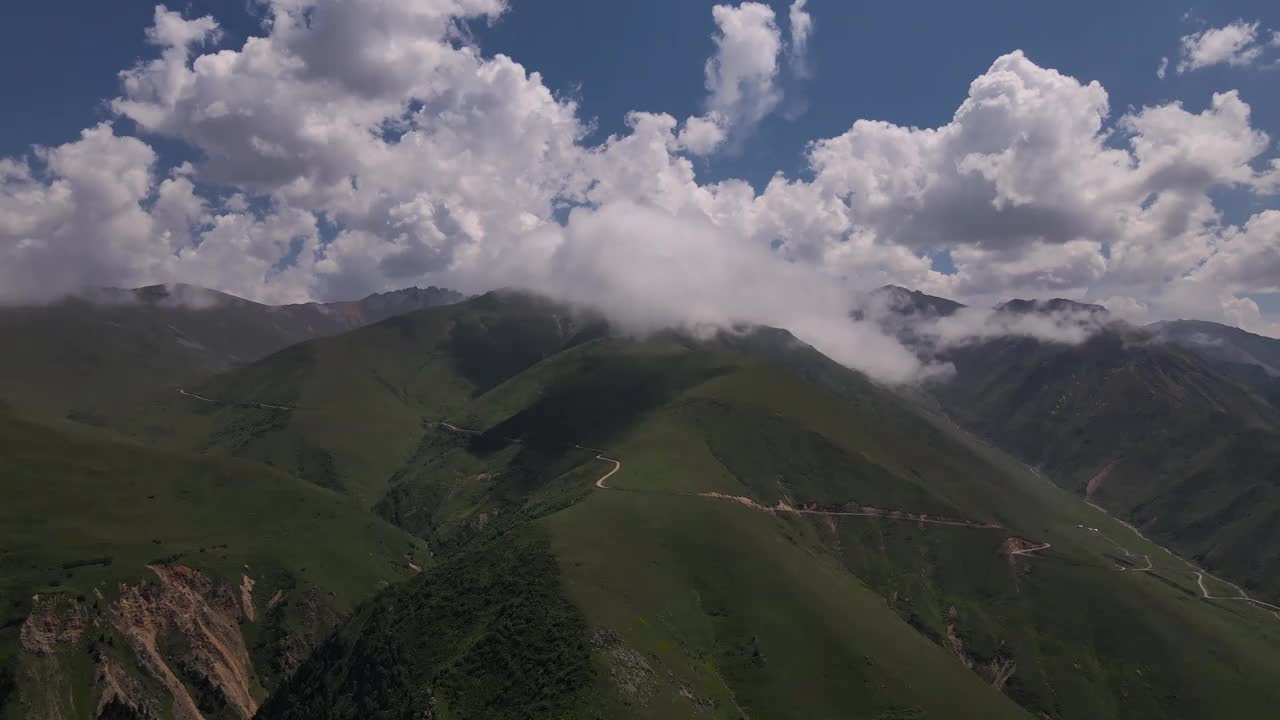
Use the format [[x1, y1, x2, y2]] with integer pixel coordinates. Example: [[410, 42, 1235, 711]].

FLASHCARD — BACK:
[[994, 297, 1109, 317], [1150, 319, 1280, 376], [0, 284, 462, 421], [869, 284, 966, 318], [932, 312, 1280, 602], [852, 287, 1280, 607]]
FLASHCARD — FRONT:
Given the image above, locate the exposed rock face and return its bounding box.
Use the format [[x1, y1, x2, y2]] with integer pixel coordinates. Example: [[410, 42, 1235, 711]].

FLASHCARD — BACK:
[[19, 595, 88, 655], [94, 656, 154, 719], [240, 574, 257, 622], [111, 564, 258, 720]]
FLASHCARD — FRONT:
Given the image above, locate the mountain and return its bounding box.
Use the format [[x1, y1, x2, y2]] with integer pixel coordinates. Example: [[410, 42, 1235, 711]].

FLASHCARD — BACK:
[[0, 410, 426, 719], [994, 298, 1109, 317], [1150, 320, 1280, 373], [9, 289, 1280, 719], [119, 291, 1280, 720], [928, 309, 1280, 603], [867, 285, 966, 318], [1150, 319, 1280, 400], [111, 291, 609, 507], [854, 285, 966, 349], [0, 284, 462, 424]]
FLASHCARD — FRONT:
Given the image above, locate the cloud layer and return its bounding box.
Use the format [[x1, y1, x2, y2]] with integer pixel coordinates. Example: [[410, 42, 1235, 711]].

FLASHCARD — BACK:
[[2, 1, 1279, 380]]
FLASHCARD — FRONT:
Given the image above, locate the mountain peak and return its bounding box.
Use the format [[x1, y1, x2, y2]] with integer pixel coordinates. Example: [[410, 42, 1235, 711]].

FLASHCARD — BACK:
[[867, 285, 966, 317], [994, 297, 1109, 316]]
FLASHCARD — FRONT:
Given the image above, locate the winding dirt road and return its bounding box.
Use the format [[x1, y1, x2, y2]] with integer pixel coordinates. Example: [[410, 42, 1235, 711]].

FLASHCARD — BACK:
[[1192, 572, 1280, 616], [591, 455, 622, 488], [438, 421, 1005, 531], [177, 388, 295, 411], [1085, 524, 1280, 619], [436, 420, 1280, 623]]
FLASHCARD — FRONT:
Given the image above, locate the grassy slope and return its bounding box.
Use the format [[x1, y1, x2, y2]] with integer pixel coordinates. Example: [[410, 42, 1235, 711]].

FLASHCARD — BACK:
[[0, 286, 461, 428], [549, 356, 1280, 720], [934, 330, 1280, 600], [116, 291, 607, 507], [260, 306, 1280, 720], [0, 412, 426, 719]]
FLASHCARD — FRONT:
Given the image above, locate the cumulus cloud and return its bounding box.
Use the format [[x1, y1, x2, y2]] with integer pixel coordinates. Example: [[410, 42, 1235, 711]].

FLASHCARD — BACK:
[[1157, 56, 1169, 79], [681, 2, 785, 155], [491, 201, 936, 383], [677, 113, 728, 155], [1176, 20, 1266, 73], [4, 1, 1280, 381], [0, 124, 164, 300], [922, 304, 1110, 348], [704, 3, 783, 134]]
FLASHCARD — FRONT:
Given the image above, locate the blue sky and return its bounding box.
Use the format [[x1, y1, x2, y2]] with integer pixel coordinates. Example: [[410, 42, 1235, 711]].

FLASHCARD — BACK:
[[1, 0, 1279, 362]]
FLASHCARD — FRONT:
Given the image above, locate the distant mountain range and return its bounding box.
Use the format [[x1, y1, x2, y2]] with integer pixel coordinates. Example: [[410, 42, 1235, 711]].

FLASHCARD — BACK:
[[0, 284, 462, 421], [862, 287, 1280, 602]]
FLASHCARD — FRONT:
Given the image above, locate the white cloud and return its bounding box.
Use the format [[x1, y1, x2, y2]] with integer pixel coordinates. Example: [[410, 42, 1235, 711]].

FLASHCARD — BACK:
[[0, 124, 165, 301], [1189, 210, 1280, 295], [677, 113, 728, 156], [921, 304, 1111, 348], [1222, 295, 1280, 337], [490, 201, 939, 384], [681, 2, 785, 154], [1157, 56, 1169, 79], [788, 0, 814, 77], [705, 2, 783, 131], [111, 0, 585, 302], [1099, 296, 1151, 325], [1176, 20, 1265, 73]]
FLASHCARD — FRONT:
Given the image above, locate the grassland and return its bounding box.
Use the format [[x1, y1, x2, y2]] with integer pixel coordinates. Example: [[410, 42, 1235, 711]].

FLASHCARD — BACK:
[[0, 412, 426, 719], [11, 291, 1280, 719], [248, 296, 1280, 719]]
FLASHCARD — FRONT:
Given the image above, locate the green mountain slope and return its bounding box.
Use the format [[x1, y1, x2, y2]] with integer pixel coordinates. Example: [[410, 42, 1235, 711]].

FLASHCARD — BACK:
[[0, 411, 426, 720], [934, 326, 1280, 602], [240, 293, 1280, 720], [1151, 319, 1280, 403], [0, 284, 461, 424], [117, 291, 607, 506]]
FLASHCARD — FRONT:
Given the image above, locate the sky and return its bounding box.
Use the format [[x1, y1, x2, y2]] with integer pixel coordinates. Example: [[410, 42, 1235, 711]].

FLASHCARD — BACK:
[[1, 0, 1279, 378]]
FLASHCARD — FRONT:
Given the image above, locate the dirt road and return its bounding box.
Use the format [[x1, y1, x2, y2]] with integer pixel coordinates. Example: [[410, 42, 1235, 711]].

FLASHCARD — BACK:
[[1087, 523, 1280, 618], [1008, 542, 1051, 557], [177, 388, 295, 411], [697, 491, 1003, 529], [592, 455, 622, 488]]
